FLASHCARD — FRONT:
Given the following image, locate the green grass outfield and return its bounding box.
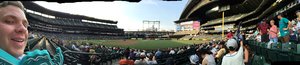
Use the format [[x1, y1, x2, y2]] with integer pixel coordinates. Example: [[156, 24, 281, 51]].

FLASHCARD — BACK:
[[70, 40, 209, 50]]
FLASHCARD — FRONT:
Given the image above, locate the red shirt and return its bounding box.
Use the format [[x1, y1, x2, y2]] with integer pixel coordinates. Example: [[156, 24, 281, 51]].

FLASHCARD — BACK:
[[226, 32, 233, 39], [119, 59, 134, 65], [258, 22, 270, 34], [127, 60, 134, 65], [119, 59, 127, 65]]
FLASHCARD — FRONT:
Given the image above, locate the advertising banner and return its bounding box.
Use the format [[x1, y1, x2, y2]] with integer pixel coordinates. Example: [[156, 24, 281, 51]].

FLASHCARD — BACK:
[[193, 20, 200, 30]]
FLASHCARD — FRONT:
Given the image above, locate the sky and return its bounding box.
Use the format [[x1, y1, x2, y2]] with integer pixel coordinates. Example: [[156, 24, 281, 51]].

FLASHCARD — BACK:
[[34, 0, 188, 31]]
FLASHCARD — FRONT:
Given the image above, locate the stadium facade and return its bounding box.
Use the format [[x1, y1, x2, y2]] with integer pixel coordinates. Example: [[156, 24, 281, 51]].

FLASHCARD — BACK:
[[176, 0, 299, 34]]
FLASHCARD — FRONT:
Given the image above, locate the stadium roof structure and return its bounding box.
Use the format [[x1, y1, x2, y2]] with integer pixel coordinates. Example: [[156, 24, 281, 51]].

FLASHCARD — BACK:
[[21, 1, 118, 24], [176, 0, 297, 31]]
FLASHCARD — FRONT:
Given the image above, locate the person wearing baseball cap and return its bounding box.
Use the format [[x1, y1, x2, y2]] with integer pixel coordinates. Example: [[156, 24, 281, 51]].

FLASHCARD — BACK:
[[221, 39, 245, 65]]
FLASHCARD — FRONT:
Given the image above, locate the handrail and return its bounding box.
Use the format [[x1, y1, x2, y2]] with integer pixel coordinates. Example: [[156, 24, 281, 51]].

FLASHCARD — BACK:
[[31, 37, 46, 50], [247, 40, 300, 62]]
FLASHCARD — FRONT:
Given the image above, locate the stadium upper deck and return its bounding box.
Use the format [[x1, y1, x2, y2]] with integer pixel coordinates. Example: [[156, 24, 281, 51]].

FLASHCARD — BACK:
[[22, 1, 124, 40]]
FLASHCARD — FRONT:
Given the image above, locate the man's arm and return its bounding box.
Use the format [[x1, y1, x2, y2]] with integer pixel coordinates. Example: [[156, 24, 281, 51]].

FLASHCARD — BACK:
[[202, 58, 208, 65], [284, 20, 292, 30], [244, 46, 249, 63], [238, 41, 244, 59]]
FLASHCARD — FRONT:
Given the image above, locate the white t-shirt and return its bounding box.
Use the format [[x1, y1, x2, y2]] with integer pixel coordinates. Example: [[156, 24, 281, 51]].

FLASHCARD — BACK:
[[145, 58, 157, 65], [205, 54, 216, 65], [296, 21, 300, 30], [169, 50, 175, 55], [221, 45, 244, 65]]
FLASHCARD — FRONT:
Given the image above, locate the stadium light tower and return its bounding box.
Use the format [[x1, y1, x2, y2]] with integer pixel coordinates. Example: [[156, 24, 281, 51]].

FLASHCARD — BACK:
[[143, 20, 160, 32], [218, 5, 230, 40]]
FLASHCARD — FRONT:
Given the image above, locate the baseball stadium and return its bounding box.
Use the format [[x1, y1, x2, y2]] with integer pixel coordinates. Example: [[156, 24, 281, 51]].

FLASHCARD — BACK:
[[0, 0, 299, 65]]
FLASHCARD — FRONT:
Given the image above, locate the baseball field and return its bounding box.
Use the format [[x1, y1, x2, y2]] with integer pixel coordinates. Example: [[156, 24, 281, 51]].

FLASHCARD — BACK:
[[71, 39, 209, 50]]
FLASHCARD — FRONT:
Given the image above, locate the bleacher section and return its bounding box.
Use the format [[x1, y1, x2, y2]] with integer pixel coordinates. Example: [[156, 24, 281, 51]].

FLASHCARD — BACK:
[[179, 35, 193, 40], [192, 34, 221, 41], [27, 13, 118, 29], [25, 36, 123, 65], [173, 30, 199, 35]]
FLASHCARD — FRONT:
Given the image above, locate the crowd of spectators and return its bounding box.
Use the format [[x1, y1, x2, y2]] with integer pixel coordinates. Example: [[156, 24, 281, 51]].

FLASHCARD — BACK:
[[251, 10, 300, 49], [43, 30, 253, 65]]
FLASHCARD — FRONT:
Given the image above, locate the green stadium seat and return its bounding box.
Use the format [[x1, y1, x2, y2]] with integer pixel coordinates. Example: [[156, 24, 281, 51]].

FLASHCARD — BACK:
[[277, 51, 292, 62], [267, 49, 277, 62], [292, 54, 300, 61], [290, 43, 297, 53], [271, 43, 278, 50], [281, 43, 292, 52], [296, 44, 300, 54], [276, 42, 282, 51], [252, 55, 268, 65]]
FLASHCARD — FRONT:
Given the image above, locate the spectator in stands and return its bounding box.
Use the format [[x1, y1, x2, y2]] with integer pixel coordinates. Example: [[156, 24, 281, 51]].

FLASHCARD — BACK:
[[119, 56, 128, 65], [134, 54, 147, 65], [177, 48, 185, 54], [169, 48, 176, 55], [210, 42, 218, 56], [243, 42, 250, 65], [135, 49, 141, 59], [145, 54, 157, 65], [255, 28, 262, 42], [124, 47, 130, 59], [257, 19, 270, 43], [268, 19, 279, 48], [0, 1, 28, 60], [71, 42, 80, 51], [241, 31, 246, 41], [226, 30, 234, 40], [129, 49, 136, 60], [290, 16, 298, 42], [215, 41, 226, 65], [295, 10, 300, 43], [0, 2, 64, 65], [277, 13, 291, 44], [89, 46, 97, 64], [222, 39, 244, 65], [128, 58, 135, 65], [155, 49, 162, 59], [199, 48, 216, 65], [189, 50, 199, 65], [119, 55, 134, 65], [28, 32, 34, 39], [140, 50, 147, 57], [79, 44, 85, 51]]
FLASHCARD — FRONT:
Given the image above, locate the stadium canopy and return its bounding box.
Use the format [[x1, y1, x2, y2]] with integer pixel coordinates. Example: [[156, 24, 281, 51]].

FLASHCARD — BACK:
[[21, 1, 118, 24], [175, 0, 245, 24]]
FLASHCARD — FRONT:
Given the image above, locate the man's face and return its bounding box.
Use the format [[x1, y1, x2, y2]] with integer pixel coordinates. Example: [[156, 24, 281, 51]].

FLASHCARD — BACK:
[[277, 15, 281, 19], [0, 5, 28, 58]]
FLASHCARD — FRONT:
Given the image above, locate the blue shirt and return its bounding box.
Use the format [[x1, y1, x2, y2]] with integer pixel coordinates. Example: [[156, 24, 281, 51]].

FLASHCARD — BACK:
[[189, 54, 199, 64], [279, 18, 289, 37]]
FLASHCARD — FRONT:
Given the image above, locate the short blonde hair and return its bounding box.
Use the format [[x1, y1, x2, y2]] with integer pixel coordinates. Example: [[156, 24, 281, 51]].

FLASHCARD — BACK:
[[0, 1, 25, 11]]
